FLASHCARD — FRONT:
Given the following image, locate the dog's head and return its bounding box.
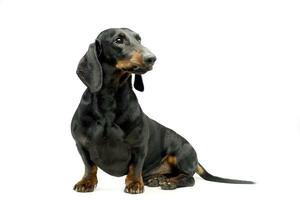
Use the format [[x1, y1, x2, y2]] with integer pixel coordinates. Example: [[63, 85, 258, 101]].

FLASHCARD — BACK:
[[99, 28, 156, 74], [76, 28, 156, 93]]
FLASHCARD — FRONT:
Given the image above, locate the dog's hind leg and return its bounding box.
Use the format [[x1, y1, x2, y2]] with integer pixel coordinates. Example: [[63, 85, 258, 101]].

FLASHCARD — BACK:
[[144, 142, 198, 190], [160, 142, 198, 190]]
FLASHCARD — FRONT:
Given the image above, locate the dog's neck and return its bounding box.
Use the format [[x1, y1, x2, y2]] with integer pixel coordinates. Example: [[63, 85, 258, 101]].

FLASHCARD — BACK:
[[91, 62, 134, 125], [100, 62, 132, 92]]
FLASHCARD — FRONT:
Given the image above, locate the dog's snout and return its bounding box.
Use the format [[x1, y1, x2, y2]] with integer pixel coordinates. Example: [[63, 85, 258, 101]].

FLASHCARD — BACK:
[[144, 55, 156, 66]]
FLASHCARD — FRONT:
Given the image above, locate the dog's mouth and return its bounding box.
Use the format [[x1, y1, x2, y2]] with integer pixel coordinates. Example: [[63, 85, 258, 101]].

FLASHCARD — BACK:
[[124, 65, 152, 74]]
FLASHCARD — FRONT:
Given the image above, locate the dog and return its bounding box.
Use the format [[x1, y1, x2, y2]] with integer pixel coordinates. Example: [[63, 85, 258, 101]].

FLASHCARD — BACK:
[[71, 28, 254, 194]]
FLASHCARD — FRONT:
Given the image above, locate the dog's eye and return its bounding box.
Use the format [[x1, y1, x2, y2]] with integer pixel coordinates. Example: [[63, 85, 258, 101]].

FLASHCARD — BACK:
[[114, 37, 124, 44], [135, 35, 141, 42]]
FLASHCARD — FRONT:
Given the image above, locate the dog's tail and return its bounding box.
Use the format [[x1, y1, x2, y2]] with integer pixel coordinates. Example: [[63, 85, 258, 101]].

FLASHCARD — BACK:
[[195, 163, 255, 184]]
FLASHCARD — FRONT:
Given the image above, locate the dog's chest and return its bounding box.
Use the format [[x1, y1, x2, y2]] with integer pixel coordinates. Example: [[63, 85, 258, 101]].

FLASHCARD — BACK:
[[86, 123, 132, 177]]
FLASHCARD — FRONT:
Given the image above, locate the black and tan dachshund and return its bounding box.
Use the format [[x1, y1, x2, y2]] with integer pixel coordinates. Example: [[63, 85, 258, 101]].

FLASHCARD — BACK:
[[71, 28, 254, 194]]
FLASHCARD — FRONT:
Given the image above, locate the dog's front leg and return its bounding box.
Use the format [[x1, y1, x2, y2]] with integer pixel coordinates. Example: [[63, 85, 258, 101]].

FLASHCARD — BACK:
[[125, 146, 147, 194], [73, 144, 98, 192]]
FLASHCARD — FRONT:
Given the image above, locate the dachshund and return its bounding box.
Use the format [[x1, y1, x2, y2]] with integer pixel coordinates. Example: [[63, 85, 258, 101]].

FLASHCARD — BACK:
[[71, 28, 254, 194]]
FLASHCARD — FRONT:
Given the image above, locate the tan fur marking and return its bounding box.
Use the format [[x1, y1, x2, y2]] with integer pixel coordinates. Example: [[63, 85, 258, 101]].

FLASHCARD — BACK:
[[196, 164, 205, 175], [166, 155, 177, 166], [125, 164, 144, 193], [125, 165, 135, 185], [82, 165, 97, 184], [116, 51, 144, 70], [73, 165, 98, 192], [116, 59, 131, 69], [147, 155, 177, 175], [89, 165, 98, 177], [130, 51, 144, 66], [125, 165, 144, 186]]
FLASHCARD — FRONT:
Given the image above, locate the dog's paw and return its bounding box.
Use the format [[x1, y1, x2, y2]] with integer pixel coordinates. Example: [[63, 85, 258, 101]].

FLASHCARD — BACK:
[[73, 178, 98, 192], [160, 179, 177, 190], [146, 178, 160, 187], [146, 175, 167, 187], [124, 181, 144, 194]]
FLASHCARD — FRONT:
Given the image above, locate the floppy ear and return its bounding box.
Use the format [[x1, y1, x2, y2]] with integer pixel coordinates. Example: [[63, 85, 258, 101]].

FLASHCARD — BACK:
[[76, 41, 103, 93], [134, 75, 144, 92]]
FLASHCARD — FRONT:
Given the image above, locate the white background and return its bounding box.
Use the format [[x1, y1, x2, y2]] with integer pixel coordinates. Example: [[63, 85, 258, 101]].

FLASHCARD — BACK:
[[0, 0, 299, 199]]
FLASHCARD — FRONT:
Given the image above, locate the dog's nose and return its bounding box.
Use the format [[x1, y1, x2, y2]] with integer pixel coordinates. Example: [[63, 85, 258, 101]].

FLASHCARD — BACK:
[[144, 55, 157, 66]]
